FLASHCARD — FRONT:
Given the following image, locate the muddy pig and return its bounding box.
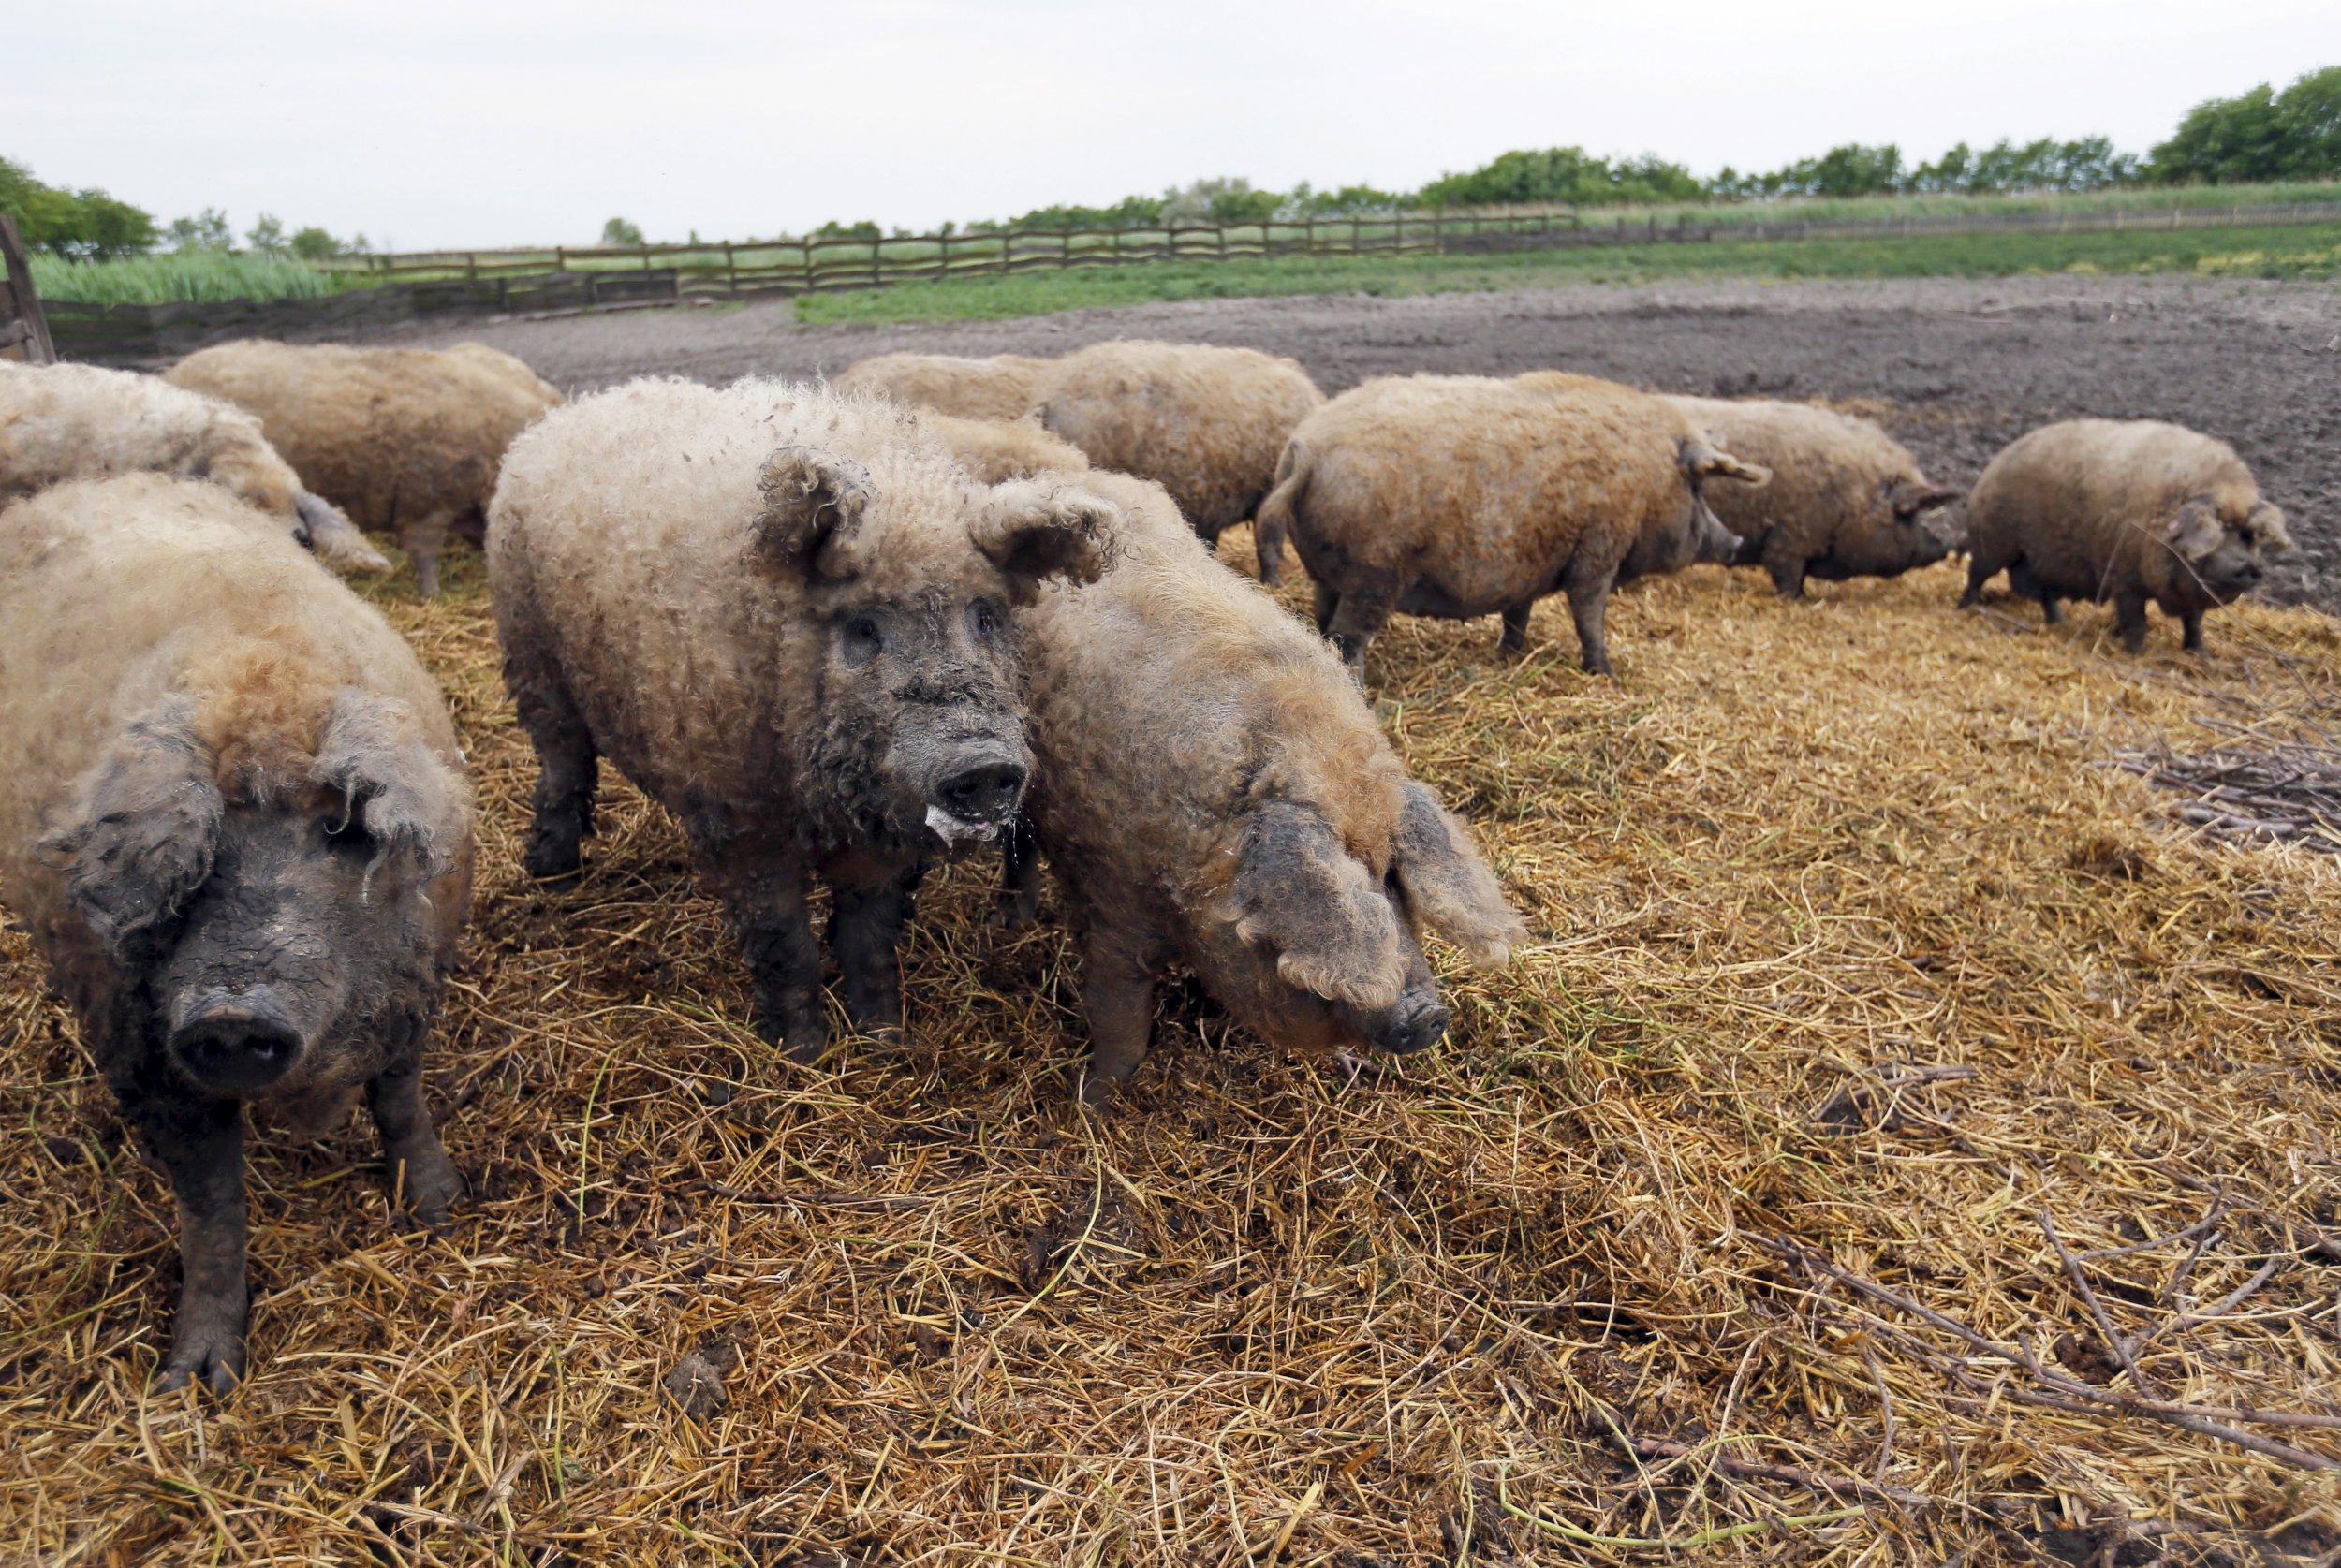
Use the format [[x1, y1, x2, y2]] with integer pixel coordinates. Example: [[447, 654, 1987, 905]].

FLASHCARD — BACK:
[[1960, 418, 2292, 652], [488, 378, 1120, 1062], [0, 475, 473, 1392], [1256, 372, 1762, 677]]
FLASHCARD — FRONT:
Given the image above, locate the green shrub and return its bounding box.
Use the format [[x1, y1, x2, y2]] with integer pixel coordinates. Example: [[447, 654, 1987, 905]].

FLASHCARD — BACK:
[[2151, 66, 2341, 183], [26, 250, 353, 305]]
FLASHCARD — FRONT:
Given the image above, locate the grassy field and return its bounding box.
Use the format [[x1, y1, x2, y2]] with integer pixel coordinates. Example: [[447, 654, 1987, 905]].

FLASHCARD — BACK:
[[792, 221, 2341, 324], [25, 250, 367, 306], [1560, 177, 2341, 229]]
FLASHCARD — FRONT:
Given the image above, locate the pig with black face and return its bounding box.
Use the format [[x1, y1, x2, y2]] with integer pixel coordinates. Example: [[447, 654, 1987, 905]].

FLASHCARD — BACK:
[[487, 379, 1119, 1062], [1959, 418, 2293, 653], [970, 462, 1524, 1103], [0, 476, 474, 1393]]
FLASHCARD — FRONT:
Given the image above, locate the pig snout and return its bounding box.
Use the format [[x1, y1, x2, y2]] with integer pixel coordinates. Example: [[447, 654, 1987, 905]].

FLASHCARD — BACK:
[[937, 755, 1028, 825], [169, 990, 307, 1093], [1692, 501, 1740, 566], [1346, 984, 1451, 1056]]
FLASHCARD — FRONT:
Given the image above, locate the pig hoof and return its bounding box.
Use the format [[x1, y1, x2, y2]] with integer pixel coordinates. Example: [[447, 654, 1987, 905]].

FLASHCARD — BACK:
[[158, 1333, 244, 1396], [522, 839, 583, 882], [398, 1154, 466, 1228]]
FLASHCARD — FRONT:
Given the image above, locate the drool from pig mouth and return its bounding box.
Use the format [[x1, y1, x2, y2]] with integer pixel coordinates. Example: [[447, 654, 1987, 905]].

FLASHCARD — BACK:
[[926, 805, 1004, 846]]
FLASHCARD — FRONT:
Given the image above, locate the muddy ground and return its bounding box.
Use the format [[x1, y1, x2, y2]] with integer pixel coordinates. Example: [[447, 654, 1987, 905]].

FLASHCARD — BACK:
[[377, 273, 2341, 614]]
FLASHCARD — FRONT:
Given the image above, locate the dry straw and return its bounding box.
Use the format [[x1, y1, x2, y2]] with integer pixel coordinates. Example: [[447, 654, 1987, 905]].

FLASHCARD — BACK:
[[2, 533, 2337, 1566]]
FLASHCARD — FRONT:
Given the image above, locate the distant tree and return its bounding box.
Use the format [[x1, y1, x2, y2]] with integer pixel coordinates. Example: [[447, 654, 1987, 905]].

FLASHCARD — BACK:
[[814, 219, 880, 239], [245, 213, 288, 256], [2150, 66, 2341, 183], [0, 156, 158, 257], [600, 215, 645, 245], [168, 209, 234, 250], [1159, 178, 1281, 225], [1418, 147, 1701, 208], [288, 226, 343, 260]]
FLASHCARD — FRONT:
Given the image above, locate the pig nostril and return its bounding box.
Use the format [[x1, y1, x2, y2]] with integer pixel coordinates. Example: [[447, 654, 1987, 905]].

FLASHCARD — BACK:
[[169, 1004, 302, 1093], [938, 762, 1026, 822]]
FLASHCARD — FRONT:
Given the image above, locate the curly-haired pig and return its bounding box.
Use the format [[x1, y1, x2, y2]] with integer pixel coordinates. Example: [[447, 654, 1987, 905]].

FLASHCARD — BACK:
[[964, 455, 1524, 1103], [1958, 418, 2292, 652], [487, 378, 1121, 1063], [1663, 395, 1959, 597], [1255, 372, 1764, 676], [0, 474, 474, 1393]]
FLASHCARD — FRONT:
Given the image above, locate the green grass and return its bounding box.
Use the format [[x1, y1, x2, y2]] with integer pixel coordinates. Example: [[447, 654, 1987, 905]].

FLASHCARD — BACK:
[[793, 222, 2341, 325], [1570, 177, 2341, 229], [26, 250, 364, 305]]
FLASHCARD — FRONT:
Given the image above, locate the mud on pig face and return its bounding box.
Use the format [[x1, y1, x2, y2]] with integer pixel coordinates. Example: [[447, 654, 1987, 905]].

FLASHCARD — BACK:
[[755, 448, 1120, 852], [46, 693, 467, 1100]]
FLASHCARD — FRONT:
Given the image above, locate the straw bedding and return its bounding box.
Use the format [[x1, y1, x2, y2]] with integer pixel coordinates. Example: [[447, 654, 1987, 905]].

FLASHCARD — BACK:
[[2, 529, 2336, 1566]]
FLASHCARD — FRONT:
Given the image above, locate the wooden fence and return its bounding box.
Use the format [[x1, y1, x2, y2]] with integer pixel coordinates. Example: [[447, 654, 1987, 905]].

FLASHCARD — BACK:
[[42, 198, 2341, 364], [1, 214, 58, 364], [321, 198, 2341, 300]]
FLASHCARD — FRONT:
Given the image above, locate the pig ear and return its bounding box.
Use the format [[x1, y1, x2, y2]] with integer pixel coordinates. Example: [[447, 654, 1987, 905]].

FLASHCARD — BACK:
[[311, 690, 468, 881], [2245, 500, 2292, 550], [1683, 439, 1771, 488], [976, 479, 1121, 604], [753, 447, 875, 580], [1392, 782, 1525, 970], [295, 491, 392, 573], [39, 699, 223, 956], [1230, 800, 1406, 1009], [1890, 480, 1960, 518], [2165, 499, 2226, 562]]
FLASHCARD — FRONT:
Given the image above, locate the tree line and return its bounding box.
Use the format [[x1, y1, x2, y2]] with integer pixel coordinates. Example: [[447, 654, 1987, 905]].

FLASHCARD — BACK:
[[8, 66, 2337, 260]]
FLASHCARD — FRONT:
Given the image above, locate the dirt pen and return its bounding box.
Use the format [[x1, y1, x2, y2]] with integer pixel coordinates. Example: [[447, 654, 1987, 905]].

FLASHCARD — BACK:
[[2, 505, 2336, 1562]]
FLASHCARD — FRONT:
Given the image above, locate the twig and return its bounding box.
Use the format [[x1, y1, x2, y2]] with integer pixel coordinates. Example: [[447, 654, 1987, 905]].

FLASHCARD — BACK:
[[2138, 1254, 2287, 1352], [2162, 1186, 2230, 1308], [2038, 1209, 2157, 1395], [1757, 1236, 2341, 1471], [1624, 1434, 1935, 1511]]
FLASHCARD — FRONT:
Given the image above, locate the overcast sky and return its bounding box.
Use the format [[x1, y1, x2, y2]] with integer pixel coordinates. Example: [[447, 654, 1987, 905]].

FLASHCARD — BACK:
[[8, 1, 2337, 251]]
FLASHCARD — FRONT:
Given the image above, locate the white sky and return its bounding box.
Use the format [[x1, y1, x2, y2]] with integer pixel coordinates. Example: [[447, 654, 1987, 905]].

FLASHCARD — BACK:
[[7, 1, 2338, 250]]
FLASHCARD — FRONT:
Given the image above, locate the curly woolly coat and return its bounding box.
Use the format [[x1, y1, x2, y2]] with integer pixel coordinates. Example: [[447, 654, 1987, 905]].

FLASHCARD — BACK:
[[943, 445, 1523, 1098], [0, 472, 473, 1388], [1256, 371, 1763, 676], [488, 378, 1122, 1062], [832, 353, 1053, 422], [0, 360, 387, 570], [1032, 340, 1324, 559], [1664, 396, 1959, 598], [1960, 418, 2293, 653], [166, 339, 563, 596]]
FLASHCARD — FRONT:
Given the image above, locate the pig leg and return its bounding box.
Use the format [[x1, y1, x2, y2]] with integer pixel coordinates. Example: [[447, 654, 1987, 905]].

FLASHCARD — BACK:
[[1254, 513, 1287, 587], [1957, 550, 2005, 609], [709, 855, 829, 1063], [2007, 562, 2060, 623], [831, 863, 923, 1040], [134, 1093, 248, 1394], [365, 1059, 464, 1225], [1563, 566, 1619, 677], [1080, 929, 1156, 1105], [2113, 590, 2152, 653], [1311, 581, 1338, 637], [1325, 575, 1399, 674], [991, 818, 1044, 930], [1499, 599, 1536, 653], [508, 651, 599, 881], [1762, 539, 1808, 600], [401, 509, 457, 600], [2181, 608, 2207, 652]]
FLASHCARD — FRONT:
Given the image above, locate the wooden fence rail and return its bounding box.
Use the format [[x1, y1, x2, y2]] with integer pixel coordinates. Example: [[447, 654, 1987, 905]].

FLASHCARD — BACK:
[[42, 198, 2341, 364]]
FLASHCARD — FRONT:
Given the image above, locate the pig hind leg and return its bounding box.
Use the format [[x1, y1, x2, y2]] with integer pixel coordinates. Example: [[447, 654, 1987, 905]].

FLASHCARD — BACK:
[[1311, 581, 1338, 637], [1563, 564, 1621, 677], [831, 863, 924, 1039], [1499, 598, 1537, 653], [504, 618, 600, 881], [366, 1056, 464, 1224], [132, 1092, 249, 1394], [2007, 562, 2061, 624]]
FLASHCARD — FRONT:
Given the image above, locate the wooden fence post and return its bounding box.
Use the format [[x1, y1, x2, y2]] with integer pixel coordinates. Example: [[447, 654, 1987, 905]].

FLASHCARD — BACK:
[[0, 213, 58, 364], [803, 239, 815, 293], [725, 242, 737, 294]]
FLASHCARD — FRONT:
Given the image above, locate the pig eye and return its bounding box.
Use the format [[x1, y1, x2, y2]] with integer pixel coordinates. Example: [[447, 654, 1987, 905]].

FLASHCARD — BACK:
[[967, 598, 1000, 643], [839, 615, 885, 666]]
